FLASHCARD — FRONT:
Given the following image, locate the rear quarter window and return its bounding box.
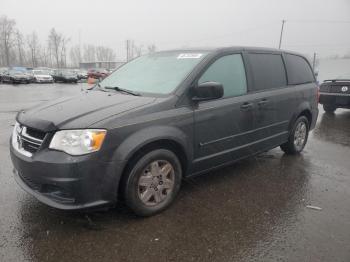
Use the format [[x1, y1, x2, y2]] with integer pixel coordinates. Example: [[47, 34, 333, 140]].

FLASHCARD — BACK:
[[285, 54, 315, 85], [247, 53, 287, 91]]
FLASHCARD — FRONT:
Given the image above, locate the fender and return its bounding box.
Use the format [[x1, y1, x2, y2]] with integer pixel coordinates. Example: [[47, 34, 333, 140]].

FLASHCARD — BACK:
[[288, 101, 312, 131], [112, 125, 193, 166]]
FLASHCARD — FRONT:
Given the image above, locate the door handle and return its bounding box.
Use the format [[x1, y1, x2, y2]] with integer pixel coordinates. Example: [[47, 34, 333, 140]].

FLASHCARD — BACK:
[[240, 102, 253, 111], [258, 99, 268, 106]]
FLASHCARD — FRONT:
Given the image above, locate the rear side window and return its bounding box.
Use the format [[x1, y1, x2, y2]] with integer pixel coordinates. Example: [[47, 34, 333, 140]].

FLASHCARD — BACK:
[[248, 53, 287, 91], [198, 54, 247, 98], [285, 54, 314, 85]]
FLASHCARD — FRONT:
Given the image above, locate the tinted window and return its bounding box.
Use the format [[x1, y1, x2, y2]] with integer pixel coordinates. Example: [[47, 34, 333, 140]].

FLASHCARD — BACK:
[[248, 53, 287, 91], [285, 54, 314, 85], [198, 54, 247, 98]]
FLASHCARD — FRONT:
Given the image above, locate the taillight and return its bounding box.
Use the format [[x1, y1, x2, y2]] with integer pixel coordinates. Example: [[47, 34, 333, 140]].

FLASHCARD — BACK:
[[316, 86, 320, 103]]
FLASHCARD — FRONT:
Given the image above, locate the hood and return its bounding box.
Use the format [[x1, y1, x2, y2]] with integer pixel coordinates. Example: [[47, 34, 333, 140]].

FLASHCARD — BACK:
[[17, 91, 156, 132], [13, 73, 29, 78], [35, 74, 52, 78]]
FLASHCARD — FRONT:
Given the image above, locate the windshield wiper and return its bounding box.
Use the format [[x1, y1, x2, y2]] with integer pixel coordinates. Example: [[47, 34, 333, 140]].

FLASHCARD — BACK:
[[104, 86, 141, 96]]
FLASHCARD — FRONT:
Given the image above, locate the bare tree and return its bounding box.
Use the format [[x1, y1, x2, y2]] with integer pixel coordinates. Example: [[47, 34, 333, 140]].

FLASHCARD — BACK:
[[60, 37, 69, 67], [0, 15, 16, 66], [48, 28, 69, 68], [15, 30, 26, 66], [96, 46, 116, 61], [70, 45, 82, 67], [40, 47, 50, 67], [133, 43, 143, 58], [83, 45, 96, 62], [27, 31, 40, 67], [147, 44, 156, 54]]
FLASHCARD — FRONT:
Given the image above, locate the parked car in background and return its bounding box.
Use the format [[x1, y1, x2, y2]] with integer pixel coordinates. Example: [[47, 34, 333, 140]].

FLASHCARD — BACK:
[[10, 47, 318, 216], [0, 67, 8, 82], [52, 70, 78, 83], [319, 74, 350, 113], [32, 69, 54, 83], [88, 68, 109, 79], [36, 67, 55, 76], [1, 69, 32, 84], [73, 69, 88, 80], [11, 67, 35, 82]]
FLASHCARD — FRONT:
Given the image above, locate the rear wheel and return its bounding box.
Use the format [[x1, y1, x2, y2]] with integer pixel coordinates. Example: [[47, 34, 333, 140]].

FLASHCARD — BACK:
[[123, 149, 182, 216], [323, 104, 336, 113], [281, 116, 309, 155]]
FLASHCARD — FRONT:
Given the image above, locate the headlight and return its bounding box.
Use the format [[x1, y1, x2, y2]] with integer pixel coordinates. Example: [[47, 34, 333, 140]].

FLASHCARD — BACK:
[[49, 129, 106, 155], [12, 122, 21, 147]]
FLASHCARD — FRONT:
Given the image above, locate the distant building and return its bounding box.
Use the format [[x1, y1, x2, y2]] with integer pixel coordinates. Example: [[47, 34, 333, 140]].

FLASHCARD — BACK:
[[79, 61, 125, 70]]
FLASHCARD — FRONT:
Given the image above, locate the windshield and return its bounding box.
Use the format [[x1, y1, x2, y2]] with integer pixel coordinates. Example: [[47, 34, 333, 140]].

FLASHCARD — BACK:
[[61, 70, 76, 76], [99, 51, 208, 94], [33, 70, 50, 75], [9, 70, 23, 75]]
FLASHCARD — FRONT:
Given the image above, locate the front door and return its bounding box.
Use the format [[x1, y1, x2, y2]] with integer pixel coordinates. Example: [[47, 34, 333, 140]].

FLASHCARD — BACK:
[[192, 53, 256, 173]]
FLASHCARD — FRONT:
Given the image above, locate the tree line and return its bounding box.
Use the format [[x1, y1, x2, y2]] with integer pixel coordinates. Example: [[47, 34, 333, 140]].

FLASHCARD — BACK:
[[0, 15, 153, 68]]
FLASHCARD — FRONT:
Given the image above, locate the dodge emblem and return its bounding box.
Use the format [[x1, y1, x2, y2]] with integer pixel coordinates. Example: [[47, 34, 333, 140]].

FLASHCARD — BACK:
[[341, 86, 348, 92]]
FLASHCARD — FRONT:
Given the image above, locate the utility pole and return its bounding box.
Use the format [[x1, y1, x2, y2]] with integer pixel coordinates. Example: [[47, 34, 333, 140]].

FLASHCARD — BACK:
[[78, 29, 81, 67], [278, 20, 286, 49], [312, 52, 317, 71]]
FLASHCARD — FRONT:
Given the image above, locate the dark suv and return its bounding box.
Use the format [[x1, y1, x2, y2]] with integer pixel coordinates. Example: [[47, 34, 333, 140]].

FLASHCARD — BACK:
[[319, 75, 350, 113], [10, 47, 318, 216]]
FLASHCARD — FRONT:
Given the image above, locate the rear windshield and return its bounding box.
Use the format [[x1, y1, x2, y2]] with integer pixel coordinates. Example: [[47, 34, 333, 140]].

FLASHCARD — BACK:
[[99, 52, 208, 94]]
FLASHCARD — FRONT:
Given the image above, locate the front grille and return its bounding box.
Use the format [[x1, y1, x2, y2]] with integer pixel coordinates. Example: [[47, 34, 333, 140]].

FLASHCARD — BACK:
[[25, 127, 46, 140], [331, 85, 350, 94], [13, 124, 46, 156]]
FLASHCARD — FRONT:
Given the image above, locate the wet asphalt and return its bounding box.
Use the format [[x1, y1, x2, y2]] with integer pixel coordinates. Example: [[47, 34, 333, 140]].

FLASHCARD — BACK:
[[0, 83, 349, 262]]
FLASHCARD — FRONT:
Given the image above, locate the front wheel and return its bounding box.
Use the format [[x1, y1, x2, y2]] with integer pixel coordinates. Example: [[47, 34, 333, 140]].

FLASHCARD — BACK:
[[123, 149, 182, 216], [323, 104, 336, 113], [281, 116, 309, 155]]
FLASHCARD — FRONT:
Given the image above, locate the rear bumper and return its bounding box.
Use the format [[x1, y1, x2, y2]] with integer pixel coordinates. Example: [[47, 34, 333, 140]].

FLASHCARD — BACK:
[[10, 142, 124, 210], [319, 92, 350, 108]]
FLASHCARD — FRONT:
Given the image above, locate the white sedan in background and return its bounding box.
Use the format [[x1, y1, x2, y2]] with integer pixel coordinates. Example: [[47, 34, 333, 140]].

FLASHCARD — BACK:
[[32, 70, 54, 83]]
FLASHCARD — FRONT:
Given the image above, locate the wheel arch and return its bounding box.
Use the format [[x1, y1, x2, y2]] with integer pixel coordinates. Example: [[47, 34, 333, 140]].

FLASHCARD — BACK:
[[288, 102, 313, 131], [113, 126, 192, 197]]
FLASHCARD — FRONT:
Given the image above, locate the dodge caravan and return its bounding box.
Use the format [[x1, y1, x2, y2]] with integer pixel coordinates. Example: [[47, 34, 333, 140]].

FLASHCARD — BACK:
[[10, 47, 318, 216]]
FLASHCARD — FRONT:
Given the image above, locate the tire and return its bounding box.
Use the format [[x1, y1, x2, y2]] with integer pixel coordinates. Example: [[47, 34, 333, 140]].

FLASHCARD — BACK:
[[323, 104, 336, 113], [280, 116, 309, 155], [123, 149, 182, 216]]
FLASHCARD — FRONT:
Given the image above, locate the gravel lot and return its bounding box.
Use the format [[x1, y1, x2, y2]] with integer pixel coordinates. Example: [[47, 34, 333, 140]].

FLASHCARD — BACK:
[[0, 83, 349, 262]]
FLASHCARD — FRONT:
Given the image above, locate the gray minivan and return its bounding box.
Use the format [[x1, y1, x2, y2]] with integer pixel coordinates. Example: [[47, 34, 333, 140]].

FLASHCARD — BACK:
[[10, 47, 319, 216]]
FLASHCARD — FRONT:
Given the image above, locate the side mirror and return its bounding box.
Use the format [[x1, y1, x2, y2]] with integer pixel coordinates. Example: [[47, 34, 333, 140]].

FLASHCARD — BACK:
[[192, 81, 224, 101]]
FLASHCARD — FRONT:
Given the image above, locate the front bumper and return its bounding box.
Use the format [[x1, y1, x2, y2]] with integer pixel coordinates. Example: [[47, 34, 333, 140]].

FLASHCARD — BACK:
[[63, 78, 78, 82], [36, 79, 53, 83], [319, 92, 350, 108], [10, 143, 124, 210], [13, 78, 30, 83]]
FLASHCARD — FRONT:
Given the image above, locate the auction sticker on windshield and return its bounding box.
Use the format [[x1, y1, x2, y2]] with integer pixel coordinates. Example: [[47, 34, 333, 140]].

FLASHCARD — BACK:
[[177, 53, 203, 59]]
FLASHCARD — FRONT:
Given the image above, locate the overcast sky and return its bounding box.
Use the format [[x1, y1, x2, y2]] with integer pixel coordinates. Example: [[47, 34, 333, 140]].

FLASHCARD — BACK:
[[1, 0, 350, 60]]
